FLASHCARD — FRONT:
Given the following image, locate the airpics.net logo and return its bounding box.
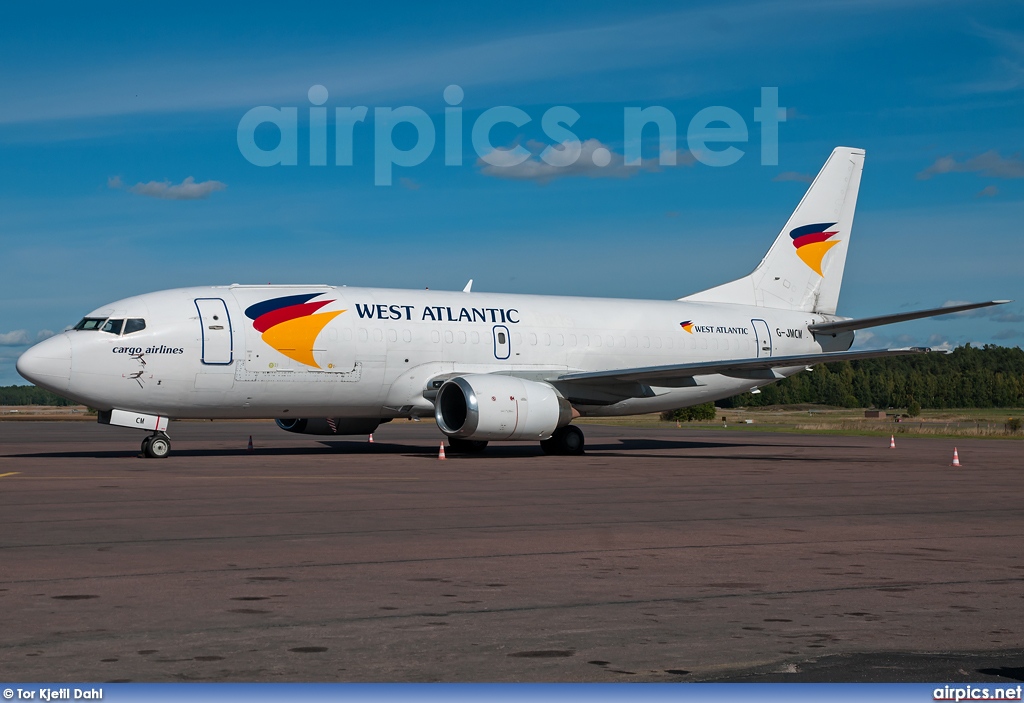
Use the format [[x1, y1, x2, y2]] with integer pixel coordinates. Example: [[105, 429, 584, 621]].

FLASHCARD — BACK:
[[236, 85, 788, 186]]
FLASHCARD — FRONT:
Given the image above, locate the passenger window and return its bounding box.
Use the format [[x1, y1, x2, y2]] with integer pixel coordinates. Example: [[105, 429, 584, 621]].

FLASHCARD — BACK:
[[528, 333, 537, 346], [124, 319, 146, 335], [497, 332, 507, 344], [458, 331, 466, 344], [444, 331, 453, 343], [471, 331, 479, 344], [431, 331, 440, 343], [101, 319, 124, 335], [403, 330, 412, 342], [543, 333, 551, 346], [388, 329, 397, 342]]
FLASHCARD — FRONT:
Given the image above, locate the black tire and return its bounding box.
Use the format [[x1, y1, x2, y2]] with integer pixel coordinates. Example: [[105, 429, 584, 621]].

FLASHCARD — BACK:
[[541, 425, 585, 456], [140, 436, 152, 456], [447, 437, 489, 454], [146, 435, 171, 459]]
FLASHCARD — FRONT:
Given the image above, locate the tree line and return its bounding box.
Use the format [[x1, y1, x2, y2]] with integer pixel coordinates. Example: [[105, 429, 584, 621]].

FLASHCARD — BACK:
[[719, 344, 1024, 409], [0, 385, 78, 406]]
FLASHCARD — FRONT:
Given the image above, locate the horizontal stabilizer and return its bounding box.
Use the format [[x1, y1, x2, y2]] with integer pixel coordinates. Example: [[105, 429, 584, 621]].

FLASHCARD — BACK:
[[556, 347, 930, 389], [808, 300, 1011, 336]]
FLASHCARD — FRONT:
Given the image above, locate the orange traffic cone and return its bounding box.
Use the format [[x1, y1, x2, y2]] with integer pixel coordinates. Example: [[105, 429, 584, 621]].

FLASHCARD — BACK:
[[247, 435, 254, 452], [951, 447, 961, 467], [889, 434, 895, 449], [368, 433, 374, 443], [438, 442, 447, 460]]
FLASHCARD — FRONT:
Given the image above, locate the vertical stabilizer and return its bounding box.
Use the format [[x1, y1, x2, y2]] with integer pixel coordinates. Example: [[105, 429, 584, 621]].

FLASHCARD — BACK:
[[682, 147, 864, 314]]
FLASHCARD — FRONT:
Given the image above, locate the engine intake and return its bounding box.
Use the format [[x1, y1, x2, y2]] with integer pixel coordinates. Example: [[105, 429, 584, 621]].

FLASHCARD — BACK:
[[435, 375, 572, 441], [275, 418, 381, 435]]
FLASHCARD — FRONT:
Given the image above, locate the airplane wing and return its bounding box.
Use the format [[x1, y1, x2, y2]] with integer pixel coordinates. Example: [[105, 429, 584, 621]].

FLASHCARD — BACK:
[[808, 300, 1010, 336], [551, 347, 931, 401]]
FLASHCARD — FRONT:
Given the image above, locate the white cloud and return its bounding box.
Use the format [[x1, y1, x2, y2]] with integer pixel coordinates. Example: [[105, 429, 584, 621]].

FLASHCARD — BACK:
[[939, 301, 1023, 322], [976, 185, 999, 197], [917, 150, 1024, 180], [773, 171, 813, 183], [398, 177, 421, 191], [478, 138, 687, 184], [125, 176, 227, 200], [0, 3, 911, 126], [993, 311, 1024, 323], [0, 330, 31, 346], [958, 24, 1024, 94], [992, 328, 1021, 340], [36, 329, 55, 341]]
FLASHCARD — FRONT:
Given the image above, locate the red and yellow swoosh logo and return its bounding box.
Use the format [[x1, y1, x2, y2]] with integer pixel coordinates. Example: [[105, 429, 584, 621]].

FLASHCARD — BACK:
[[790, 222, 839, 276], [679, 320, 694, 334], [244, 293, 344, 368]]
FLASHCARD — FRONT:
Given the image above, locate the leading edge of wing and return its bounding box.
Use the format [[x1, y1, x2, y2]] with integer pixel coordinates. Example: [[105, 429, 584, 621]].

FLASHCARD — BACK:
[[555, 347, 931, 386]]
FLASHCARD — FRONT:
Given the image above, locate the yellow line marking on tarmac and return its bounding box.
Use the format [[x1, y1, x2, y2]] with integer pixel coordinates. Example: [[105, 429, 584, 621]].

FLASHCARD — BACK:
[[0, 472, 20, 478]]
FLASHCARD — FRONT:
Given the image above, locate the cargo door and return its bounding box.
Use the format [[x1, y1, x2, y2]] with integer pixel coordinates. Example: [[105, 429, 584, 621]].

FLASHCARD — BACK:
[[195, 298, 233, 365]]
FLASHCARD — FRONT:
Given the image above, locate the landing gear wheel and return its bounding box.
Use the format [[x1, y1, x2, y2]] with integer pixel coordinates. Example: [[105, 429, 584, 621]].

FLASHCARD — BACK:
[[145, 434, 171, 459], [447, 437, 489, 454], [140, 436, 152, 456], [540, 425, 585, 456]]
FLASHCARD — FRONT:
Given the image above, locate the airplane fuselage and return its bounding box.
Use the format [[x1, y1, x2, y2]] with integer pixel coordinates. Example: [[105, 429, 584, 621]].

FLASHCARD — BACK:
[[30, 284, 843, 420]]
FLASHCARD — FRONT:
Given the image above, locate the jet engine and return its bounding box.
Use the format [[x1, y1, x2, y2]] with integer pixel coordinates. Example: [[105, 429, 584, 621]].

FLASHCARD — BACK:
[[434, 375, 573, 441], [275, 418, 381, 435]]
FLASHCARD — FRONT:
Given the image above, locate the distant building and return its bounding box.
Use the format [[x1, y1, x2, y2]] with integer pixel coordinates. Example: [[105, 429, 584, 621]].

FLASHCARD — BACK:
[[864, 410, 886, 419]]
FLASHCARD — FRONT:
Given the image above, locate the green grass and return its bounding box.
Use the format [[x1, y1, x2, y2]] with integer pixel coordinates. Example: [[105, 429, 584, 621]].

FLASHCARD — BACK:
[[578, 405, 1024, 439]]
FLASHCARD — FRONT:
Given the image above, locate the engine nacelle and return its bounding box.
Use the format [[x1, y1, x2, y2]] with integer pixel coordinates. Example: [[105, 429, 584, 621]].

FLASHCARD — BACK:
[[275, 418, 381, 435], [435, 375, 572, 441]]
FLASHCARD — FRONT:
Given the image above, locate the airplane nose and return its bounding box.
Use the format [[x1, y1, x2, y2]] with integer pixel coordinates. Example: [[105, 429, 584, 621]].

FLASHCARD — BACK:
[[16, 334, 72, 393]]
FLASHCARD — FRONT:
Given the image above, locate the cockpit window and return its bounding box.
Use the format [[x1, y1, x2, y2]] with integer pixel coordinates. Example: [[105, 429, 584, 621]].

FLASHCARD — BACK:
[[101, 319, 124, 335], [74, 317, 107, 331], [124, 319, 146, 334]]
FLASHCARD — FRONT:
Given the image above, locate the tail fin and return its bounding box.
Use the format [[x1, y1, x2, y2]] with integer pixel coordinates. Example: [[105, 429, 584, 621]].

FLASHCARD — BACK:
[[681, 146, 865, 314]]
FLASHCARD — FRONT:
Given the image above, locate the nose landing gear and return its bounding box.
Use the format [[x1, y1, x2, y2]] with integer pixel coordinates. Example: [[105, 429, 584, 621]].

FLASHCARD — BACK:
[[141, 433, 171, 459]]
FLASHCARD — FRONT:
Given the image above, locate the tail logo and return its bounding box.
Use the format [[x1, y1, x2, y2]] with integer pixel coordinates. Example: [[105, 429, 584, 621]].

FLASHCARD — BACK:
[[790, 222, 839, 276], [244, 293, 345, 368], [679, 320, 694, 334]]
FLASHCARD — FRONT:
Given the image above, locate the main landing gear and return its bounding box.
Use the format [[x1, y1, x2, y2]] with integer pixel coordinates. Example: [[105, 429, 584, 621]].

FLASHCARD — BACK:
[[540, 425, 585, 456], [141, 432, 171, 459]]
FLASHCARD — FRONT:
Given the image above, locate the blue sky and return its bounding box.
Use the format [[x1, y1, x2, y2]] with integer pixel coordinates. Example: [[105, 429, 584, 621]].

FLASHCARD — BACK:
[[1, 0, 1023, 384]]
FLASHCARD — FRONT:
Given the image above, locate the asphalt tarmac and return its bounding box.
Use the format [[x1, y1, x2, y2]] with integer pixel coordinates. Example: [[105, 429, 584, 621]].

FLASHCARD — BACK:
[[1, 420, 1022, 683]]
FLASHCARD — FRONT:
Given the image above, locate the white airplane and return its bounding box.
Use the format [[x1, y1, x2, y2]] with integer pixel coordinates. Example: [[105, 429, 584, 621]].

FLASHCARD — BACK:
[[17, 147, 1007, 458]]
